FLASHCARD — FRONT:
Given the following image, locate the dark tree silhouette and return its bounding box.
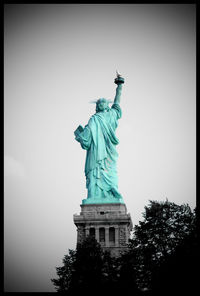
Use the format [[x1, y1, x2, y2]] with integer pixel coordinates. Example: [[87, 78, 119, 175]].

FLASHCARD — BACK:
[[117, 250, 139, 295], [126, 200, 196, 291], [52, 237, 105, 294], [52, 236, 139, 295], [69, 236, 104, 294], [151, 223, 198, 295], [51, 249, 76, 293]]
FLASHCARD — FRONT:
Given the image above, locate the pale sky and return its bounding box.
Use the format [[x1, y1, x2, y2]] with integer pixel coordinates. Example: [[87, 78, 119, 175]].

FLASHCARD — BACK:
[[4, 4, 196, 292]]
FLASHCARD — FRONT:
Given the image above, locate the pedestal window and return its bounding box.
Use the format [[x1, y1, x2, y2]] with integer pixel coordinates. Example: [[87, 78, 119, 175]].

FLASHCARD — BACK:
[[109, 227, 115, 244], [89, 227, 95, 238], [99, 227, 105, 242]]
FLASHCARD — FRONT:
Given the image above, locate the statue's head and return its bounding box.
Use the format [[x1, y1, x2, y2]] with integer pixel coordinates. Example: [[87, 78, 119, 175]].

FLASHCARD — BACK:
[[96, 98, 111, 113]]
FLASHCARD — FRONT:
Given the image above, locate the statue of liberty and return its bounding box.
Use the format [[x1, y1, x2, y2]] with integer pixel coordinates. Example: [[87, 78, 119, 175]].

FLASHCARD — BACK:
[[74, 72, 125, 204]]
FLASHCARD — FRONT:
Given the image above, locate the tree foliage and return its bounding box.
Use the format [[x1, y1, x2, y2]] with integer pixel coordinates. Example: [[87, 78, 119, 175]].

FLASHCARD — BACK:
[[51, 249, 76, 293], [151, 226, 198, 295], [69, 236, 104, 293], [127, 200, 196, 290]]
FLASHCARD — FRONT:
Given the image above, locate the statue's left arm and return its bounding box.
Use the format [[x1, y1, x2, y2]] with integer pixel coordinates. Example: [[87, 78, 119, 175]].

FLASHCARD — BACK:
[[74, 124, 92, 150]]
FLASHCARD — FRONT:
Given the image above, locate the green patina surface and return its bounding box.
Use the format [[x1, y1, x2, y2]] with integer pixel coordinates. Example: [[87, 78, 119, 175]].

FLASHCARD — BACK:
[[74, 75, 125, 205]]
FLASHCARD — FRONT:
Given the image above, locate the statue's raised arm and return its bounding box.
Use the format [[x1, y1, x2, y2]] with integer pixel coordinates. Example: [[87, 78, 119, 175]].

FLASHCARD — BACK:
[[113, 70, 125, 105]]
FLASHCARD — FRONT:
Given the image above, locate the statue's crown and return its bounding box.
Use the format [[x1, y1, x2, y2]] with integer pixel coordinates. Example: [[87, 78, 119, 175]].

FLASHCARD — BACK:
[[90, 98, 113, 104]]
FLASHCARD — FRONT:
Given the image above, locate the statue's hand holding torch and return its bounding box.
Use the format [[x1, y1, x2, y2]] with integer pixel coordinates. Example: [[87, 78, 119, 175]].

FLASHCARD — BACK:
[[114, 70, 125, 85]]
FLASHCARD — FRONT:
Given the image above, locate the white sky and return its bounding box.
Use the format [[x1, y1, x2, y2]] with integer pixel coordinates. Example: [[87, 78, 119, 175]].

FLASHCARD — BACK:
[[4, 4, 196, 292]]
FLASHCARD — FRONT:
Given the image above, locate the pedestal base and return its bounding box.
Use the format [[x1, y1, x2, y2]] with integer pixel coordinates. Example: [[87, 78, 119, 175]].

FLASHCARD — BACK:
[[82, 197, 124, 205], [73, 203, 133, 257]]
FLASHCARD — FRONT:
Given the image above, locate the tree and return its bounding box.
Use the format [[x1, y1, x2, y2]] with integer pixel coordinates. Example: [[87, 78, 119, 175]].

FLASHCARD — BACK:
[[51, 249, 76, 293], [117, 250, 139, 294], [52, 236, 105, 294], [126, 200, 196, 291], [52, 236, 128, 295], [69, 236, 104, 294], [151, 221, 198, 295]]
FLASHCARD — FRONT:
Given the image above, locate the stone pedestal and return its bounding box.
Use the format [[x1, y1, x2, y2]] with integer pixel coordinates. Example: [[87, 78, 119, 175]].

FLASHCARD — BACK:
[[73, 203, 133, 257]]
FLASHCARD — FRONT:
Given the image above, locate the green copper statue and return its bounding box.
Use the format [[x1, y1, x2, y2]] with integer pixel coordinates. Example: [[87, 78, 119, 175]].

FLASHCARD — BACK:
[[74, 71, 125, 204]]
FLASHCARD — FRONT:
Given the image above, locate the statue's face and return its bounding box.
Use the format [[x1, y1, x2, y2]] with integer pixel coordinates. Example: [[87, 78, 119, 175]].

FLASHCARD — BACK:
[[97, 99, 108, 111]]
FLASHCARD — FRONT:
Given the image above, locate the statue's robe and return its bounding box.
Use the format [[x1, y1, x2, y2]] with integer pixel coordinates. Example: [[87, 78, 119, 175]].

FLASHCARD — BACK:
[[75, 104, 122, 200]]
